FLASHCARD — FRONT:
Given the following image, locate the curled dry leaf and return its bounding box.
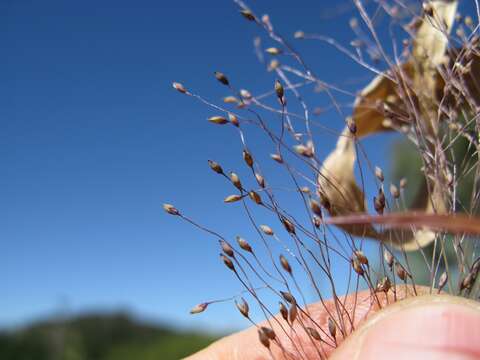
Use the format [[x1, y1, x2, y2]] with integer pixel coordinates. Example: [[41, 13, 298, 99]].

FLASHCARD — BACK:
[[318, 1, 459, 251]]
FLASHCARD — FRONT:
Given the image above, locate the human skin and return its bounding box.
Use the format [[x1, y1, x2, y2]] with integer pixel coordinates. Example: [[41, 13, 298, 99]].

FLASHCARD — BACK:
[[186, 286, 480, 359]]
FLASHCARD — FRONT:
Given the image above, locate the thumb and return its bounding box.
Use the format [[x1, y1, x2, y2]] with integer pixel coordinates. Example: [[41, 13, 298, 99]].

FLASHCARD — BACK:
[[331, 294, 480, 360]]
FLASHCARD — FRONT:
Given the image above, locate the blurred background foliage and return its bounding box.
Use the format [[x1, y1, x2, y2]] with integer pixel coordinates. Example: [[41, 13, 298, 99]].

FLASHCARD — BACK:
[[0, 313, 218, 360]]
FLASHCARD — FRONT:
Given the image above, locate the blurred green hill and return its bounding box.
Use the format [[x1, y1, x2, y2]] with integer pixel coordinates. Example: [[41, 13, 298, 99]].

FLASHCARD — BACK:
[[0, 312, 218, 360]]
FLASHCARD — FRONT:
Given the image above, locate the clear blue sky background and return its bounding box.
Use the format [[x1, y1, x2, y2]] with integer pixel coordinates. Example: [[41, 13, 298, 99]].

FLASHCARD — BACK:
[[2, 0, 474, 333]]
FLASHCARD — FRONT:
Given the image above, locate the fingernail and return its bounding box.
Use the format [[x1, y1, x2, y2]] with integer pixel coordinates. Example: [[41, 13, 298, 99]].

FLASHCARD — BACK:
[[333, 295, 480, 360]]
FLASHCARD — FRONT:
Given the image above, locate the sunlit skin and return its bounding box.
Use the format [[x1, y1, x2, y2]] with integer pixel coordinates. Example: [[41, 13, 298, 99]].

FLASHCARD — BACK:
[[187, 287, 480, 360]]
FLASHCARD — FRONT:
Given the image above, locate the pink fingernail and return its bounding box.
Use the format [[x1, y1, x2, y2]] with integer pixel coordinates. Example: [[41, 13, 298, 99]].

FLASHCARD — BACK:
[[358, 303, 480, 360]]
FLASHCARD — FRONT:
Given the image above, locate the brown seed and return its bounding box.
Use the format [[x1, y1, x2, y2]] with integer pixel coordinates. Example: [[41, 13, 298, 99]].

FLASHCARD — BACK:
[[461, 272, 474, 290], [224, 194, 243, 203], [208, 160, 223, 174], [258, 329, 270, 348], [236, 236, 253, 253], [384, 249, 394, 268], [230, 172, 242, 190], [313, 216, 322, 228], [328, 317, 337, 338], [243, 150, 254, 167], [240, 9, 256, 21], [310, 199, 322, 217], [279, 255, 292, 274], [375, 166, 384, 182], [281, 217, 296, 234], [274, 79, 284, 101], [280, 291, 296, 304], [373, 189, 385, 215], [351, 258, 364, 276], [289, 302, 298, 323], [261, 326, 276, 340], [228, 113, 239, 127], [220, 240, 234, 257], [438, 271, 448, 292], [255, 173, 265, 188], [306, 327, 321, 341], [376, 276, 391, 293], [190, 302, 208, 314], [249, 190, 262, 204], [223, 96, 239, 104], [260, 224, 274, 236], [267, 59, 279, 71], [294, 30, 304, 39], [294, 144, 314, 157], [390, 184, 400, 199], [279, 302, 288, 321], [163, 203, 179, 216], [208, 116, 229, 125], [395, 262, 408, 281], [354, 250, 369, 265], [239, 89, 252, 99], [300, 186, 310, 194], [221, 254, 235, 271], [236, 298, 249, 318], [214, 71, 229, 86], [270, 153, 283, 163], [265, 47, 282, 55], [347, 116, 357, 134], [172, 82, 187, 94]]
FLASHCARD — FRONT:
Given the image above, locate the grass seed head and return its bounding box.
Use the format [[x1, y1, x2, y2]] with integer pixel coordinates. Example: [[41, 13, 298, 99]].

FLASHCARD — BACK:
[[243, 150, 254, 167], [328, 317, 336, 338], [208, 160, 224, 174], [395, 262, 409, 281], [399, 178, 407, 189], [281, 217, 296, 234], [310, 199, 323, 216], [274, 79, 284, 101], [294, 30, 305, 39], [240, 9, 256, 22], [279, 254, 292, 274], [223, 96, 239, 104], [258, 328, 270, 348], [270, 153, 283, 163], [228, 113, 239, 127], [224, 194, 243, 203], [260, 224, 274, 236], [289, 303, 298, 323], [376, 276, 391, 293], [384, 249, 394, 268], [190, 302, 208, 314], [438, 271, 448, 292], [230, 172, 242, 190], [306, 327, 321, 341], [279, 302, 288, 321], [280, 291, 296, 304], [172, 82, 187, 94], [351, 258, 364, 276], [214, 71, 229, 86], [294, 144, 314, 157], [221, 254, 235, 271], [220, 240, 234, 257], [375, 166, 384, 182], [236, 236, 253, 253], [208, 116, 229, 125], [354, 250, 369, 265], [163, 203, 180, 216], [236, 297, 250, 318], [347, 116, 357, 134], [390, 183, 400, 198], [255, 173, 265, 188], [261, 326, 276, 340], [248, 190, 262, 204], [265, 47, 282, 55]]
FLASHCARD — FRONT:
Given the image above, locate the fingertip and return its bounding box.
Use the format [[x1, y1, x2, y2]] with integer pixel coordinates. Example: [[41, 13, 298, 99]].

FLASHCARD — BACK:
[[331, 295, 480, 360]]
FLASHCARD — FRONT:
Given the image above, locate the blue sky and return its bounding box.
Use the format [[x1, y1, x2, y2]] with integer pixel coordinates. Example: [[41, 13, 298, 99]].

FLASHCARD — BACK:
[[2, 0, 474, 333]]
